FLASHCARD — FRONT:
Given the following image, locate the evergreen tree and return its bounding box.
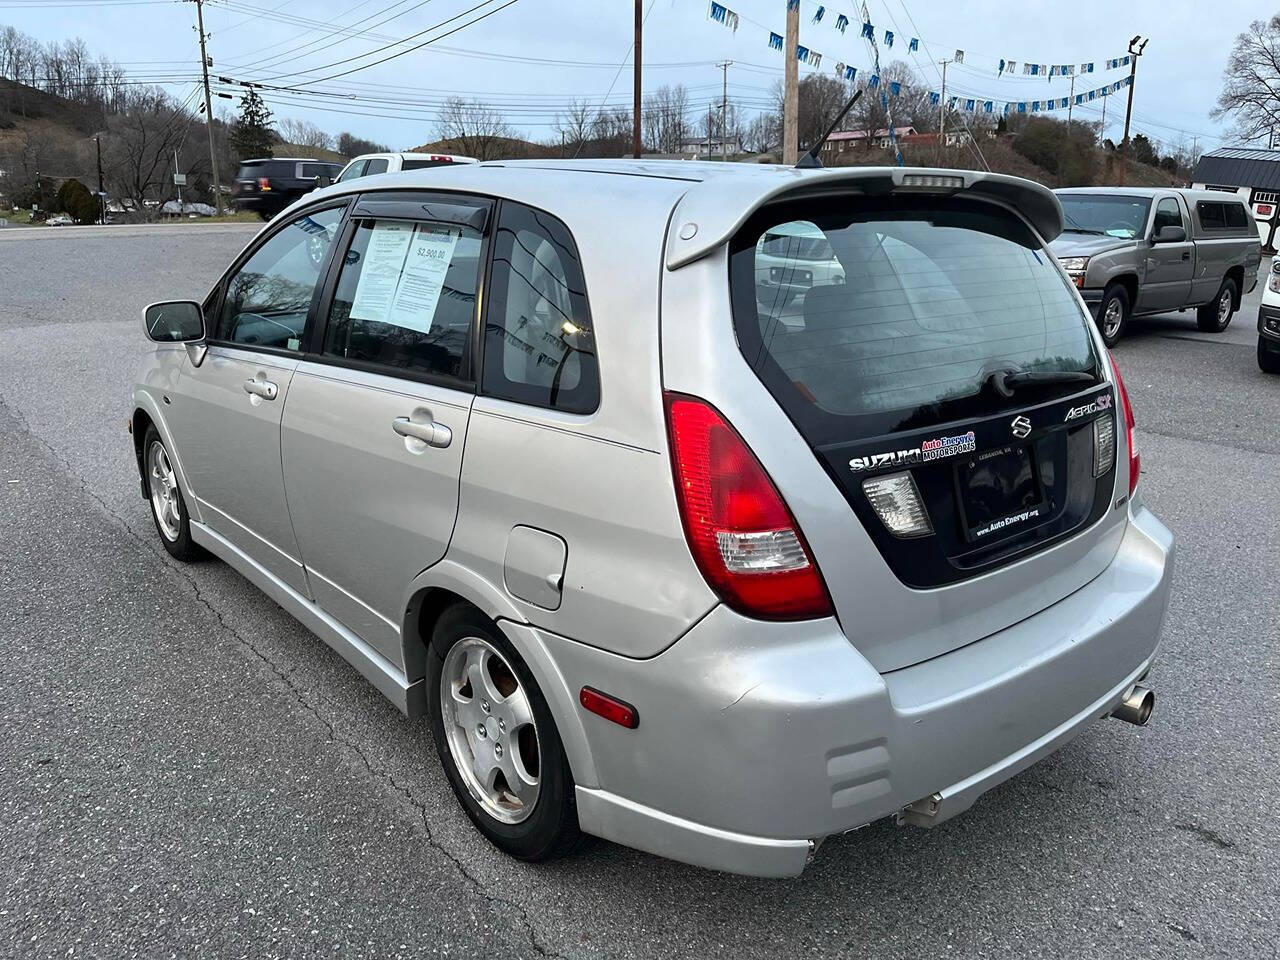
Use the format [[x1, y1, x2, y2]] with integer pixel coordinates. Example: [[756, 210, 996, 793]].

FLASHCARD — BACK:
[[228, 88, 276, 161]]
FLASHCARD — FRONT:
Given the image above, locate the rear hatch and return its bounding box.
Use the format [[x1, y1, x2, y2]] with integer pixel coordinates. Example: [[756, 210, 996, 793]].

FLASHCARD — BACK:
[[727, 192, 1125, 668], [234, 160, 295, 195]]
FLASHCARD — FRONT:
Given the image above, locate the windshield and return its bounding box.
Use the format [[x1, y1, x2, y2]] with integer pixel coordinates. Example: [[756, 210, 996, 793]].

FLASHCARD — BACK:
[[1058, 194, 1152, 239], [729, 196, 1100, 445]]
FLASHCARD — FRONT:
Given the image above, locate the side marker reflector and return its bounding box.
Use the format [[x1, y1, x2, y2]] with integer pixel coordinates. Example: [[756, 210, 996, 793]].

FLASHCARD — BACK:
[[580, 687, 639, 729]]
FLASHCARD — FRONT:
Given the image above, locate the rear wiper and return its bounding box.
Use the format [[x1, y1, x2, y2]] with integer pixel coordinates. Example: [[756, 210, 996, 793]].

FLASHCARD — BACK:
[[987, 368, 1098, 398]]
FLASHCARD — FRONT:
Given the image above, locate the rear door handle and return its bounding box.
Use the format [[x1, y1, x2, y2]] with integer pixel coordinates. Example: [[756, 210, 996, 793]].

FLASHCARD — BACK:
[[392, 416, 452, 448], [242, 377, 278, 400], [1181, 251, 1191, 261]]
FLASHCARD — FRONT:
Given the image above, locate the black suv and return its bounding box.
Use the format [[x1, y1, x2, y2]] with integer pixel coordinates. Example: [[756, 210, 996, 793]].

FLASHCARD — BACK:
[[232, 158, 342, 220]]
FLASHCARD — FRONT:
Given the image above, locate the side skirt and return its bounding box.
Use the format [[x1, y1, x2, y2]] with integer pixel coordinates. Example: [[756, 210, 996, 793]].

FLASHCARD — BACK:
[[190, 521, 426, 716]]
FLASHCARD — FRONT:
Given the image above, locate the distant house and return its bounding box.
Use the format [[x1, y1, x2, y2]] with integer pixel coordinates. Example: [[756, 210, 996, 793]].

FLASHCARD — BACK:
[[679, 137, 743, 158], [1191, 147, 1280, 251], [820, 126, 918, 153]]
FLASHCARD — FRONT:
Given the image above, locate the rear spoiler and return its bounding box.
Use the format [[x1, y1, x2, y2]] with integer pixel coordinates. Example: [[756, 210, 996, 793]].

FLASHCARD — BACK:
[[664, 166, 1064, 270]]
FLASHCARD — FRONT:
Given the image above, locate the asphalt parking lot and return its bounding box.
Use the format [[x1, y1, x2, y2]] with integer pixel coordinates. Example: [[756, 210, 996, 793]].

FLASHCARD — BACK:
[[1, 223, 1276, 959]]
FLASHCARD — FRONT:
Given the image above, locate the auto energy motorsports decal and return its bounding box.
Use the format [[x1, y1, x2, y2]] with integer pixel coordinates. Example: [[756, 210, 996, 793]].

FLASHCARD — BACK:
[[848, 430, 976, 472]]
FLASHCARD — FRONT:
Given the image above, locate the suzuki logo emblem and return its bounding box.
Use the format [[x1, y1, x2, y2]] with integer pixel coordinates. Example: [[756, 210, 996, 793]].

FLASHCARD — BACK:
[[1011, 415, 1032, 439]]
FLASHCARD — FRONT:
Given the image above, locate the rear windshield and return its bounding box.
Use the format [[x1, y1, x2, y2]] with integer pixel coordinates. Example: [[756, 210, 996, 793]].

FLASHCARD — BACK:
[[729, 196, 1100, 445], [236, 160, 294, 179]]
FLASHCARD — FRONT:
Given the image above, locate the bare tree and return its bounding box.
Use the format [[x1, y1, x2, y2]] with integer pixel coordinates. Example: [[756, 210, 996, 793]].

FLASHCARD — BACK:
[[276, 117, 333, 152], [436, 96, 515, 161], [1212, 14, 1280, 144], [102, 86, 194, 210], [741, 111, 779, 154], [641, 84, 690, 153], [554, 97, 593, 155]]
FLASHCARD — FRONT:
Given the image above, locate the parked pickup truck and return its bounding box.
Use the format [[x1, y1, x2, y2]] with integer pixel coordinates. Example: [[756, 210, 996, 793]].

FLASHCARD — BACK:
[[1052, 187, 1261, 345]]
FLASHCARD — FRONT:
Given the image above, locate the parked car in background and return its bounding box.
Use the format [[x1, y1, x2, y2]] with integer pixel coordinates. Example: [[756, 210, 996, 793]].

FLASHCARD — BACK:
[[1052, 187, 1261, 346], [1258, 255, 1280, 374], [335, 152, 478, 183], [132, 162, 1172, 877], [233, 158, 343, 220]]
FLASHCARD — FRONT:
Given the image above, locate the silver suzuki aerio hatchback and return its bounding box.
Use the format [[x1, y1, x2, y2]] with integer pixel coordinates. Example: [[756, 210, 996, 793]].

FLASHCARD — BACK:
[[132, 161, 1173, 877]]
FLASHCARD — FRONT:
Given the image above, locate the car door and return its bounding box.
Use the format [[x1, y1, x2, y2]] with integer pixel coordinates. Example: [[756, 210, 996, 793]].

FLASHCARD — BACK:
[[1138, 195, 1194, 313], [280, 192, 489, 662], [172, 203, 348, 596]]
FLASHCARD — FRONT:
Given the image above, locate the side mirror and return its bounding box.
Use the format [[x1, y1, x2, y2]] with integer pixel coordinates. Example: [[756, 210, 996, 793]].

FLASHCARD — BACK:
[[143, 300, 205, 343], [314, 174, 332, 189], [1153, 225, 1186, 244]]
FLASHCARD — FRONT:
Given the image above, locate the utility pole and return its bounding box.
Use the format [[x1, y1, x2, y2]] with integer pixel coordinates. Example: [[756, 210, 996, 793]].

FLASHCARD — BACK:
[[717, 61, 733, 161], [174, 147, 183, 209], [1100, 90, 1107, 141], [94, 135, 105, 225], [937, 58, 952, 164], [632, 0, 642, 158], [191, 0, 224, 214], [1117, 35, 1148, 186], [782, 0, 799, 164], [1067, 74, 1075, 125]]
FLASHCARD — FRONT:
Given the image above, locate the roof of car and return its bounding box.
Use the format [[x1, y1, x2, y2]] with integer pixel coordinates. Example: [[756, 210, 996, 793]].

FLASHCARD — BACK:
[[302, 160, 1066, 267]]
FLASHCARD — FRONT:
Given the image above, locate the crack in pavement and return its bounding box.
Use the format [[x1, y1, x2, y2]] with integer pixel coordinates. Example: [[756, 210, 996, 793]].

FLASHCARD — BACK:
[[0, 397, 566, 960]]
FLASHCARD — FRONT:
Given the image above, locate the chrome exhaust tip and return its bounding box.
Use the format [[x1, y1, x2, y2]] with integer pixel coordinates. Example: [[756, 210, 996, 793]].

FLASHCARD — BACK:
[[1111, 684, 1155, 726]]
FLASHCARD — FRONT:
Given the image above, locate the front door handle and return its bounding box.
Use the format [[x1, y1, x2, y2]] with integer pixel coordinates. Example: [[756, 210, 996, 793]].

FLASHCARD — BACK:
[[392, 416, 452, 448], [242, 377, 278, 401], [1181, 251, 1190, 261]]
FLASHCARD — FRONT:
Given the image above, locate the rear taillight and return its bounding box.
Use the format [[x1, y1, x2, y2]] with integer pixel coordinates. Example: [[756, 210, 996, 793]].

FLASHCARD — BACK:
[[1109, 352, 1140, 496], [258, 177, 271, 191], [665, 393, 832, 620]]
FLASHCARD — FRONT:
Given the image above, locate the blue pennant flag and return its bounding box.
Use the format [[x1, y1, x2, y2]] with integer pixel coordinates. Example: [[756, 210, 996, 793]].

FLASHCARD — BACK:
[[1050, 65, 1059, 77], [983, 100, 993, 113], [835, 13, 849, 33], [787, 0, 798, 8], [812, 5, 824, 23], [769, 31, 783, 51], [884, 30, 894, 47], [889, 80, 901, 95], [1017, 102, 1027, 113], [1047, 98, 1056, 110], [1122, 55, 1130, 66], [868, 73, 879, 88], [998, 58, 1005, 76], [909, 37, 918, 51], [845, 65, 857, 81], [929, 91, 940, 105], [1060, 97, 1069, 108], [965, 98, 975, 111], [708, 1, 737, 30], [1087, 90, 1095, 100], [948, 96, 958, 109], [1081, 62, 1094, 73], [861, 21, 874, 39], [797, 45, 810, 63]]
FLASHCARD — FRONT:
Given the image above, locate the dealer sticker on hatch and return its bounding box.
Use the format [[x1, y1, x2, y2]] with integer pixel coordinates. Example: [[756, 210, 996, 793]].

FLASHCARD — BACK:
[[849, 430, 976, 472]]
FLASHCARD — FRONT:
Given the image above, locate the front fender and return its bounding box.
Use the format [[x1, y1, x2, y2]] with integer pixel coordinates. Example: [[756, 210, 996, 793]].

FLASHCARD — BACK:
[[132, 372, 203, 524]]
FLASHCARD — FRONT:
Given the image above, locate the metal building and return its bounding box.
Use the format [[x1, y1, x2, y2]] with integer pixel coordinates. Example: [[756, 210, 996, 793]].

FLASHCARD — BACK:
[[1191, 147, 1280, 251]]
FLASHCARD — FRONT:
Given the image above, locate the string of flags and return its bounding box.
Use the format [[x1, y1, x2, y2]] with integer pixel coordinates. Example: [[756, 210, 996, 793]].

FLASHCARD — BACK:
[[931, 75, 1133, 115], [708, 1, 738, 32]]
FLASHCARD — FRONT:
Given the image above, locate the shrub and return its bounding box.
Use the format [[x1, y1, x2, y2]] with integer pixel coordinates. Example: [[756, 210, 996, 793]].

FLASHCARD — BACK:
[[54, 177, 99, 224]]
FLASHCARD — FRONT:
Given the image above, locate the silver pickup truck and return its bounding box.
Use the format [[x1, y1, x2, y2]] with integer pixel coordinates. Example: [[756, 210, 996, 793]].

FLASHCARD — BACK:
[[1052, 187, 1261, 345]]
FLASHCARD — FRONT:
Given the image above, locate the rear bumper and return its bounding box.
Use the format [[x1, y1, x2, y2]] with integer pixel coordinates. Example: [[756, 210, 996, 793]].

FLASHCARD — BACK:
[[232, 195, 283, 214], [540, 505, 1174, 877]]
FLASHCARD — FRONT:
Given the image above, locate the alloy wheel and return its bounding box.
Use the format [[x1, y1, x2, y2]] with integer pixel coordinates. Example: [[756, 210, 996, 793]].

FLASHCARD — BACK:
[[1218, 289, 1232, 325], [147, 440, 181, 542], [1103, 297, 1124, 339], [440, 636, 541, 824]]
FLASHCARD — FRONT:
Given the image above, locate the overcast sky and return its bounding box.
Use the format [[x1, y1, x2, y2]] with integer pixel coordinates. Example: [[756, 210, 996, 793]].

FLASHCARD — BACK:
[[0, 0, 1265, 151]]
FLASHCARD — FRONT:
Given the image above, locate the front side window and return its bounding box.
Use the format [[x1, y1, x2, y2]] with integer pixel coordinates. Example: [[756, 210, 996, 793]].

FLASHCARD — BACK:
[[482, 202, 598, 413], [337, 160, 368, 183], [323, 217, 482, 380], [1058, 194, 1152, 239], [730, 197, 1099, 445], [1153, 198, 1183, 235], [216, 206, 345, 350]]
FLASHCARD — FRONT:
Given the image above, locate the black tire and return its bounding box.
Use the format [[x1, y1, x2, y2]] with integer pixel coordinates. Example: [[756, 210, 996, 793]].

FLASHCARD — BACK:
[[427, 604, 584, 862], [141, 425, 203, 561], [1197, 277, 1238, 333], [1096, 283, 1130, 347], [1260, 337, 1280, 374]]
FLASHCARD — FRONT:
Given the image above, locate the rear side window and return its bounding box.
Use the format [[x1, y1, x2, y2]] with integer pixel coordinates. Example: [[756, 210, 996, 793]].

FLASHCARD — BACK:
[[1197, 202, 1227, 229], [481, 202, 598, 413], [1224, 203, 1249, 229], [729, 197, 1099, 445], [323, 217, 482, 380], [236, 160, 292, 180], [365, 158, 390, 175], [401, 158, 453, 170], [300, 162, 337, 179]]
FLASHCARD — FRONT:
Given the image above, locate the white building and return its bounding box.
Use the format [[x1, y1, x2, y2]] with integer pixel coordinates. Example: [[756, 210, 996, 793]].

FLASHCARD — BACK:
[[1191, 147, 1280, 251]]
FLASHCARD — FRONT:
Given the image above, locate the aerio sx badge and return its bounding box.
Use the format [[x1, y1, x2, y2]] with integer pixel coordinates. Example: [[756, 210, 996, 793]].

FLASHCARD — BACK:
[[848, 430, 976, 472], [1063, 392, 1113, 422]]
